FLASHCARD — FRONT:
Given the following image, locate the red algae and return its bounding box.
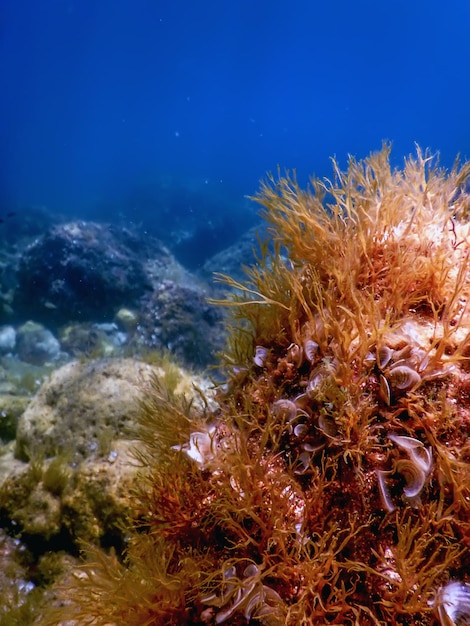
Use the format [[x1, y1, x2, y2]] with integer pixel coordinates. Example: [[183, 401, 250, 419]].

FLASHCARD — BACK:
[[41, 145, 470, 625]]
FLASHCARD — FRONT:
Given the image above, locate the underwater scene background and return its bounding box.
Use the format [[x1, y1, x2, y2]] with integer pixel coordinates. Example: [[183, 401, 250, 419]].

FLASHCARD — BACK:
[[1, 0, 470, 266], [1, 1, 470, 625]]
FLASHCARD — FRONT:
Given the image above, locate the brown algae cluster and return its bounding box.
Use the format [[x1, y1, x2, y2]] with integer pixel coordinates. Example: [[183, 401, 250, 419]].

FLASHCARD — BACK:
[[44, 145, 470, 625]]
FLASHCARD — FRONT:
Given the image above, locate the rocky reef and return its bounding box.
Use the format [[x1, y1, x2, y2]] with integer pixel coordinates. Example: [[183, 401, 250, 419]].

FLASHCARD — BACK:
[[0, 218, 225, 372], [26, 145, 470, 624]]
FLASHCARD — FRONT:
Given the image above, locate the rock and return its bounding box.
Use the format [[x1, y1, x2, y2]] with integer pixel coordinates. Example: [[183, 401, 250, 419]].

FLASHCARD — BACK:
[[0, 527, 36, 611], [0, 355, 51, 396], [0, 395, 30, 441], [1, 356, 216, 558], [0, 441, 138, 549], [114, 307, 139, 332], [16, 321, 62, 366], [60, 439, 139, 547], [0, 325, 16, 353], [12, 483, 62, 540], [59, 322, 108, 357], [200, 221, 268, 283], [135, 280, 226, 369], [14, 355, 214, 463], [14, 222, 155, 325], [59, 322, 128, 359], [0, 445, 25, 486], [15, 358, 158, 462]]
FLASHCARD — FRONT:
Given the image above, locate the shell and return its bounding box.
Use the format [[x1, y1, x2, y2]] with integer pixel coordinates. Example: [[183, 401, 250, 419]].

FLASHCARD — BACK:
[[376, 469, 395, 513], [318, 412, 338, 437], [410, 347, 430, 372], [253, 345, 268, 368], [395, 459, 427, 499], [388, 364, 421, 390], [302, 441, 325, 453], [272, 399, 297, 422], [243, 563, 259, 578], [363, 351, 376, 367], [379, 374, 391, 405], [245, 585, 284, 622], [304, 339, 319, 363], [433, 581, 470, 626], [388, 433, 423, 451], [287, 342, 303, 368], [306, 357, 339, 397], [389, 434, 433, 474], [171, 427, 216, 468], [411, 445, 433, 474], [294, 451, 312, 475], [293, 423, 308, 438], [377, 345, 394, 370]]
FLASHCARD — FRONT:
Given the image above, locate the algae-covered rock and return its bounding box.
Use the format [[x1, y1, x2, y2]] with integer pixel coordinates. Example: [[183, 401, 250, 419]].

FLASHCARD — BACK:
[[0, 446, 26, 487], [16, 321, 62, 366], [60, 439, 139, 547], [0, 527, 37, 619], [136, 279, 226, 369], [0, 394, 30, 441], [0, 440, 139, 553], [114, 307, 139, 332], [15, 358, 157, 462], [59, 321, 127, 358], [5, 355, 215, 553], [0, 325, 16, 354], [0, 457, 62, 541]]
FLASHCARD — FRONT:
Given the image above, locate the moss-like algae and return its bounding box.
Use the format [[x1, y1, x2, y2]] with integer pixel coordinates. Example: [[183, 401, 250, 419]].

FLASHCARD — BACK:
[[39, 145, 470, 625]]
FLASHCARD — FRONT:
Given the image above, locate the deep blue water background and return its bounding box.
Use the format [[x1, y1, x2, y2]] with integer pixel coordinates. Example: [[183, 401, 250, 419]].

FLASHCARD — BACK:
[[1, 0, 470, 261]]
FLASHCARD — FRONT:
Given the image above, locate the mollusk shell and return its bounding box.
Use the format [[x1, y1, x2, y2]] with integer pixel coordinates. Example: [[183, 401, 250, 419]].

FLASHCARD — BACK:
[[388, 364, 421, 390], [253, 345, 268, 367], [304, 339, 319, 363], [433, 581, 470, 626]]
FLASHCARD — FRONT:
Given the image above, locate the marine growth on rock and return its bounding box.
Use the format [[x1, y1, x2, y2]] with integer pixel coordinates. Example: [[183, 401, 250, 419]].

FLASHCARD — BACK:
[[43, 145, 470, 625]]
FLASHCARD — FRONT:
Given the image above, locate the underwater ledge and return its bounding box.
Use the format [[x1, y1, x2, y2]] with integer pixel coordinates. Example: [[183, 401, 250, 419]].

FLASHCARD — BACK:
[[15, 144, 470, 624]]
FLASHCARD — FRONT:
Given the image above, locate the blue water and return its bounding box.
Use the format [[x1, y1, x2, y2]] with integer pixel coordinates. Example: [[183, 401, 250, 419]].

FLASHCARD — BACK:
[[1, 0, 470, 251]]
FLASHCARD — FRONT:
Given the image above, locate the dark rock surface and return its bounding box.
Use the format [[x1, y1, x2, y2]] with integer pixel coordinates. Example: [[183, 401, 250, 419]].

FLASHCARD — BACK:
[[200, 221, 267, 284], [14, 222, 157, 325], [135, 280, 226, 369]]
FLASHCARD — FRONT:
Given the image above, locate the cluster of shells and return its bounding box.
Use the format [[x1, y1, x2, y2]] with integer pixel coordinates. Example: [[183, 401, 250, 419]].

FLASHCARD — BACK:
[[175, 317, 465, 623], [365, 338, 450, 407], [201, 562, 285, 624], [253, 318, 453, 501]]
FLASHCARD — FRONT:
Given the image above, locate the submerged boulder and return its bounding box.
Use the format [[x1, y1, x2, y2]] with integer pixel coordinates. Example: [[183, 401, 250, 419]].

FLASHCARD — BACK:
[[14, 222, 154, 325], [16, 321, 62, 366], [15, 358, 155, 462], [0, 355, 215, 581], [135, 279, 226, 369]]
